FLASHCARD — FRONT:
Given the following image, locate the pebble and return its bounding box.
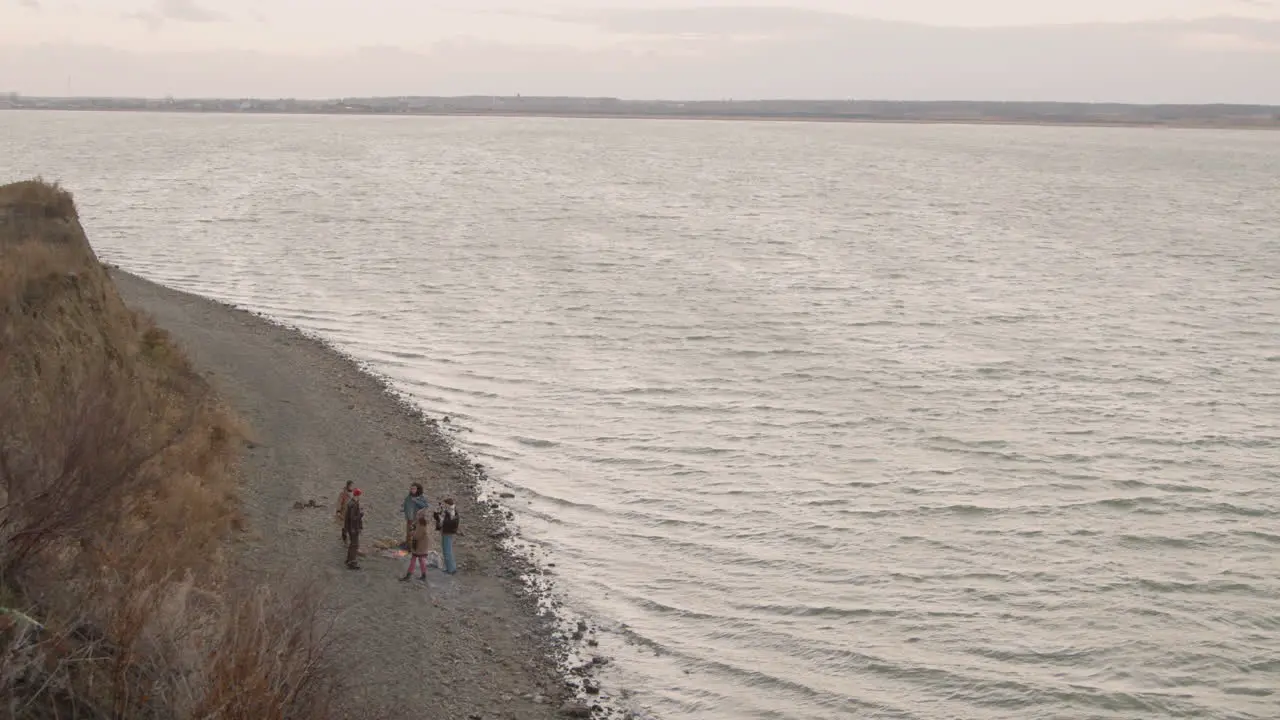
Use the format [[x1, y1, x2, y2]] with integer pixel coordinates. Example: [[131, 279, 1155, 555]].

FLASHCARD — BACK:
[[560, 701, 592, 718]]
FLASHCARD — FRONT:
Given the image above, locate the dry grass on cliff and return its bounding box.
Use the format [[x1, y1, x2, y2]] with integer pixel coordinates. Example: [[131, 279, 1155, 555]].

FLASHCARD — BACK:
[[0, 180, 339, 719], [0, 179, 79, 220]]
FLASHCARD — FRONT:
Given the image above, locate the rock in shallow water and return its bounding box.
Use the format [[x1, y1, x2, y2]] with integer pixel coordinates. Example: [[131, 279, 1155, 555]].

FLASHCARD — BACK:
[[560, 701, 591, 718]]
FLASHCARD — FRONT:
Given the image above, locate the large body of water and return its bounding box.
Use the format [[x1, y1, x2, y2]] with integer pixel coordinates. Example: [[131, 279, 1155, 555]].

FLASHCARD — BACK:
[[5, 111, 1279, 719]]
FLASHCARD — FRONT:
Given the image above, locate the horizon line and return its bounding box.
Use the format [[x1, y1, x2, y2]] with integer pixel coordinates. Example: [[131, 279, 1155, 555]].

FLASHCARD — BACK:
[[7, 95, 1280, 109]]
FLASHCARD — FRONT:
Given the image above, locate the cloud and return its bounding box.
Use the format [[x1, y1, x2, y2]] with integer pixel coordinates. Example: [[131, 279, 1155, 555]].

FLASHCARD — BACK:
[[6, 16, 1280, 103], [159, 0, 222, 22], [545, 7, 884, 40], [1180, 30, 1280, 51], [126, 0, 225, 29]]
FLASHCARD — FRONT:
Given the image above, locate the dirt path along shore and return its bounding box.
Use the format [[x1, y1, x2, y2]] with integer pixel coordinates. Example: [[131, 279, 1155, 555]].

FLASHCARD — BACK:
[[109, 269, 572, 720]]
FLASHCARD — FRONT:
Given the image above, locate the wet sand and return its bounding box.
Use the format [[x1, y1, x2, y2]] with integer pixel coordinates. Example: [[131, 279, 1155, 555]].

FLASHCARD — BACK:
[[110, 269, 577, 720]]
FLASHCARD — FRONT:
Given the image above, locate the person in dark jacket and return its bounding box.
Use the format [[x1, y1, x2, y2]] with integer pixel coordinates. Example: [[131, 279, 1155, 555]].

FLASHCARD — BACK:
[[344, 488, 364, 570], [433, 497, 460, 575], [402, 483, 428, 550], [336, 480, 354, 544]]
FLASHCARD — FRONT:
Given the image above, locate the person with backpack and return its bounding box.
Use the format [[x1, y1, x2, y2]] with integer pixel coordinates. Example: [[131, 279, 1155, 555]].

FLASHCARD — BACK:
[[433, 497, 460, 575], [336, 480, 354, 544], [400, 507, 432, 583]]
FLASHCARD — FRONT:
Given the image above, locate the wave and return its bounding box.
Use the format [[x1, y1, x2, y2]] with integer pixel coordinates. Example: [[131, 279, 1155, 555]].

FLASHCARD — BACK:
[[512, 436, 558, 448]]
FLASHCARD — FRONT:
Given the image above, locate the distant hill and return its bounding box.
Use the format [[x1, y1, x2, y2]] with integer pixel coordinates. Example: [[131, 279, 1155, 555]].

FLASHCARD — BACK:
[[5, 96, 1278, 128]]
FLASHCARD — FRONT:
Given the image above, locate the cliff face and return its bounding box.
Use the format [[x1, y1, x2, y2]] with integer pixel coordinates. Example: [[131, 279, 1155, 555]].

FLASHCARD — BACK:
[[0, 180, 239, 580], [2, 183, 143, 392], [0, 181, 260, 718], [0, 180, 121, 363]]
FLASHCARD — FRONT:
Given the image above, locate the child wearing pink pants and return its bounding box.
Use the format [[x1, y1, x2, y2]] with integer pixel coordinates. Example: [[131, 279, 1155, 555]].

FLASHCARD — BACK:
[[400, 508, 432, 582]]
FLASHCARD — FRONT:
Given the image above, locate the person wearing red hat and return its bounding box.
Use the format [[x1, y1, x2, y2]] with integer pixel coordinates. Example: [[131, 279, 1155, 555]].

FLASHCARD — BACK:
[[344, 488, 365, 569]]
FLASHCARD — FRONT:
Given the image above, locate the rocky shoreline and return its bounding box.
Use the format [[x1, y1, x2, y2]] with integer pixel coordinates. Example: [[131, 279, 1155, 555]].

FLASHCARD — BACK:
[[109, 268, 615, 720]]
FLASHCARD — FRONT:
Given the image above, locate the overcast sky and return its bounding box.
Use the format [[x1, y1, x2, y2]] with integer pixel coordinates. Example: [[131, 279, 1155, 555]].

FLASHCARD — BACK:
[[3, 0, 1280, 101]]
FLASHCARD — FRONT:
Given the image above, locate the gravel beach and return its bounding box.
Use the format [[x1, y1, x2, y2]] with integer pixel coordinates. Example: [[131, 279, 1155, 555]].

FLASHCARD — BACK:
[[110, 269, 577, 720]]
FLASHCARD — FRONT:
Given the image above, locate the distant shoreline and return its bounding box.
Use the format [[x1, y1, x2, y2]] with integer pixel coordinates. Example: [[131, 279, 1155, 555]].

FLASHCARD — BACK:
[[6, 106, 1277, 130], [5, 97, 1279, 130]]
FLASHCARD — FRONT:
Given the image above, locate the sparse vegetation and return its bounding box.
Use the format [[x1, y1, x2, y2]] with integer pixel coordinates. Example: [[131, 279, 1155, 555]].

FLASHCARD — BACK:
[[0, 180, 339, 718]]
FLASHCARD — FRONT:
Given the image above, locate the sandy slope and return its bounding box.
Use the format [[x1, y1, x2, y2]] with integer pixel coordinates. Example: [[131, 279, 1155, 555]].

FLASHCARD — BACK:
[[110, 269, 571, 720]]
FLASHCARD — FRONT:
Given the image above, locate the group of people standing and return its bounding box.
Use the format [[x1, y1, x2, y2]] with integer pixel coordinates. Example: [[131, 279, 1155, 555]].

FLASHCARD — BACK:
[[336, 480, 460, 576]]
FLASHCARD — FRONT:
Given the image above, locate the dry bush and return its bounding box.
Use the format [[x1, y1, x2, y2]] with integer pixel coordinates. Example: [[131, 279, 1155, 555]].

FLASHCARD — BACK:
[[190, 583, 341, 718], [1, 577, 340, 720], [0, 179, 78, 222], [0, 180, 341, 719]]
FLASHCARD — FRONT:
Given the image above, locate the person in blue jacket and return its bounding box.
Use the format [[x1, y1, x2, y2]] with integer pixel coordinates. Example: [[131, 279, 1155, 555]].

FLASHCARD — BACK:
[[402, 482, 428, 549]]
